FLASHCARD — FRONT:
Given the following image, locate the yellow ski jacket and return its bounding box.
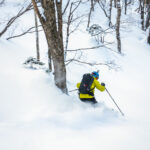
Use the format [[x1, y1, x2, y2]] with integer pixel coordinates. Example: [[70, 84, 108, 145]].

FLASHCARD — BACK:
[[76, 77, 105, 99]]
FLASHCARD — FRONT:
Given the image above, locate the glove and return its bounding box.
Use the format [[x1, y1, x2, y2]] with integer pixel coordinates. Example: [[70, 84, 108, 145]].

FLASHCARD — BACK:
[[101, 82, 105, 86]]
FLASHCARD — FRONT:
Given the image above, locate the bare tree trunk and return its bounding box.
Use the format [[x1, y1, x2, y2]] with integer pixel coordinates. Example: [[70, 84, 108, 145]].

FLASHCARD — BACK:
[[56, 1, 64, 52], [0, 0, 5, 6], [146, 1, 150, 29], [47, 43, 52, 72], [32, 0, 67, 93], [109, 0, 113, 27], [34, 11, 40, 61], [125, 0, 127, 14], [125, 0, 132, 14], [64, 0, 81, 59], [148, 27, 150, 44], [64, 2, 73, 58], [116, 0, 121, 53], [140, 0, 145, 30], [114, 0, 117, 8], [87, 0, 94, 28]]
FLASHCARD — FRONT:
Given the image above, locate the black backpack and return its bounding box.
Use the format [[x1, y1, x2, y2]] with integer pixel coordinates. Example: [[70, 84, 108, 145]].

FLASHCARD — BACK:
[[79, 73, 94, 96]]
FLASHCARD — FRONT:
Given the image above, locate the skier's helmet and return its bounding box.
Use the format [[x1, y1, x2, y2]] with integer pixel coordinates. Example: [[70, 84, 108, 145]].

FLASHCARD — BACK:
[[92, 71, 99, 79]]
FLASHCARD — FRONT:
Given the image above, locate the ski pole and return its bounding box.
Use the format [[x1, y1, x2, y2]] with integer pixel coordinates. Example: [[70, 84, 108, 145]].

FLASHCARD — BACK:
[[105, 88, 124, 116], [69, 89, 78, 92]]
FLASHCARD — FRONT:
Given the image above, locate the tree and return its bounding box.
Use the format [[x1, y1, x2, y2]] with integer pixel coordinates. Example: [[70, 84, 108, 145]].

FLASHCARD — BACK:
[[34, 11, 40, 61], [116, 0, 121, 53], [0, 0, 5, 6], [145, 0, 150, 30], [114, 0, 117, 8], [0, 1, 32, 38], [87, 0, 94, 28], [32, 0, 67, 93], [64, 0, 83, 59], [146, 0, 150, 44], [108, 0, 113, 27], [139, 0, 145, 30], [124, 0, 132, 15], [148, 27, 150, 44]]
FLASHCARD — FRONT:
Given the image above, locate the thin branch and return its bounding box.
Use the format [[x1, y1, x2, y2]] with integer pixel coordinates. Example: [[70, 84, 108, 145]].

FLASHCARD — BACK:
[[69, 14, 87, 24], [64, 0, 82, 58], [71, 0, 82, 14], [87, 0, 95, 28], [6, 25, 42, 40], [65, 59, 115, 69], [66, 43, 112, 51], [62, 0, 70, 15], [66, 43, 121, 54], [98, 0, 109, 18], [0, 2, 32, 37], [90, 25, 115, 36], [69, 18, 84, 35], [65, 51, 78, 66]]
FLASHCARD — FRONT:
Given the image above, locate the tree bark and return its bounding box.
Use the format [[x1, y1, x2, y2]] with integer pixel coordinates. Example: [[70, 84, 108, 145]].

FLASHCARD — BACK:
[[47, 41, 52, 72], [148, 27, 150, 44], [116, 0, 121, 53], [32, 0, 67, 93], [34, 11, 40, 61], [140, 0, 145, 30], [146, 1, 150, 29], [56, 1, 64, 51], [87, 0, 94, 28], [109, 0, 113, 27], [125, 0, 127, 14], [114, 0, 117, 8]]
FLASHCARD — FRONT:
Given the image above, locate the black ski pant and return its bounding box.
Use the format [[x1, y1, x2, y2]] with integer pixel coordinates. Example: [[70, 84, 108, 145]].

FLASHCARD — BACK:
[[80, 97, 98, 104]]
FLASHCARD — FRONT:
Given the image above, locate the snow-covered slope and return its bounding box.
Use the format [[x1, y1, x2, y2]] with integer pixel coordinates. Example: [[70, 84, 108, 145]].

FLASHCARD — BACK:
[[0, 3, 150, 150]]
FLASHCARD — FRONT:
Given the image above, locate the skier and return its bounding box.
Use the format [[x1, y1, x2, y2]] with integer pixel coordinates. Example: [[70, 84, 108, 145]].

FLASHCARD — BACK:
[[76, 71, 105, 104]]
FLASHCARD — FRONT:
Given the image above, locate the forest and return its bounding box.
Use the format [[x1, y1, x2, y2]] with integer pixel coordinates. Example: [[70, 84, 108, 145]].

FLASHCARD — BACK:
[[0, 1, 150, 150]]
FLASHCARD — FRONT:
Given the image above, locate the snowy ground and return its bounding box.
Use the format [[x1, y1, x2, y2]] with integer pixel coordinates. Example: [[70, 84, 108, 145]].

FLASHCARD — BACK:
[[0, 2, 150, 150]]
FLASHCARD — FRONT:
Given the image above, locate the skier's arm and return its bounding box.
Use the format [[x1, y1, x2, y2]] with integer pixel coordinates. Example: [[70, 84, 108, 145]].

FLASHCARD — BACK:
[[94, 80, 105, 92], [76, 83, 81, 88]]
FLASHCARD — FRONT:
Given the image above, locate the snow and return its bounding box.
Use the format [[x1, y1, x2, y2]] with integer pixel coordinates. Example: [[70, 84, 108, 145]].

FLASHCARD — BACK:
[[0, 1, 150, 150]]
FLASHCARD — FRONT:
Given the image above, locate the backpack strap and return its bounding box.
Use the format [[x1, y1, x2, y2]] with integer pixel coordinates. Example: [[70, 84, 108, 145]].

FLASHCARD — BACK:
[[88, 86, 95, 96]]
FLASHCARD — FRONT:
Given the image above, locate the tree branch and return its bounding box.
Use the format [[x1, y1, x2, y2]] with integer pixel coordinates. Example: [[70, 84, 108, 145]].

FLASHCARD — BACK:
[[32, 0, 45, 24], [65, 59, 116, 69], [62, 0, 70, 15], [6, 25, 42, 40], [67, 44, 111, 51], [0, 2, 32, 37]]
